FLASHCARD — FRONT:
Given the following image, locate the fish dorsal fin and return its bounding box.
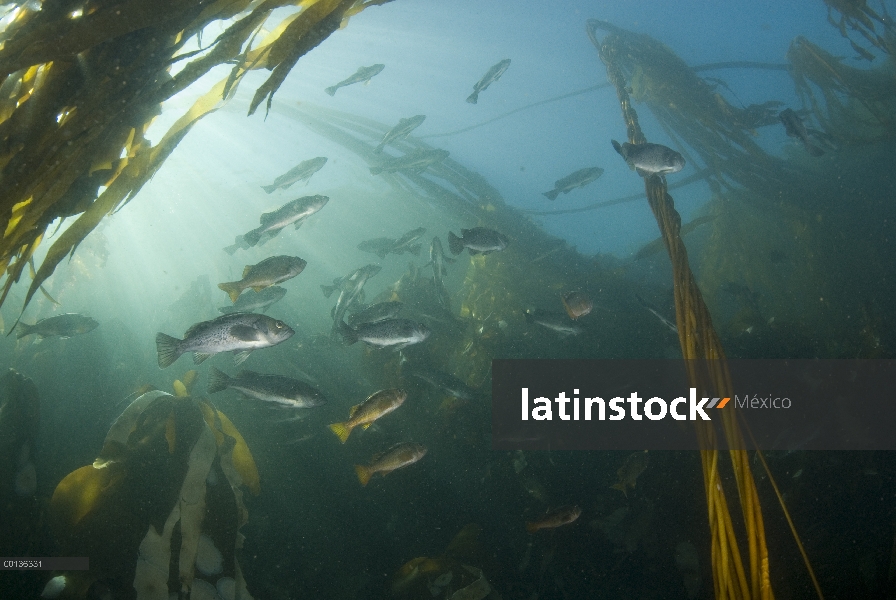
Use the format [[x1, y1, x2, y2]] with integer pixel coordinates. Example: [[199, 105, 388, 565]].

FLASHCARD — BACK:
[[348, 403, 362, 418], [242, 265, 253, 278], [259, 210, 276, 225], [237, 370, 260, 378], [183, 322, 204, 339], [230, 325, 260, 342]]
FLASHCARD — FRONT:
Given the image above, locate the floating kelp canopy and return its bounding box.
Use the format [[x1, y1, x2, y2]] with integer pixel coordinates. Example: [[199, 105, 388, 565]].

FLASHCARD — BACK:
[[0, 0, 392, 318]]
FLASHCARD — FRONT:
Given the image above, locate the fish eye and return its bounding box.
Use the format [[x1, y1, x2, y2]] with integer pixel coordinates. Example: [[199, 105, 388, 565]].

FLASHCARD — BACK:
[[275, 321, 284, 329]]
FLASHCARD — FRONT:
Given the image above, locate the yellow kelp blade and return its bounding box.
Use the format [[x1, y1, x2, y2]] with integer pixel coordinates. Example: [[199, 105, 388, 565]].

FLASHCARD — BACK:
[[198, 400, 261, 495], [216, 409, 261, 495], [50, 464, 118, 529], [249, 0, 355, 117]]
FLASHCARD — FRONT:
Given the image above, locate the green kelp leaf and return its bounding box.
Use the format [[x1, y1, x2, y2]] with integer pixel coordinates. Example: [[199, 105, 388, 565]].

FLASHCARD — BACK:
[[248, 0, 351, 117]]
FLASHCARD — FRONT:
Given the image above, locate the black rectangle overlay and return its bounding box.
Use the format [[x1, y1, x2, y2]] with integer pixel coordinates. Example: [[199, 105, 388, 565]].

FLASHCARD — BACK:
[[0, 557, 89, 570], [491, 359, 896, 451]]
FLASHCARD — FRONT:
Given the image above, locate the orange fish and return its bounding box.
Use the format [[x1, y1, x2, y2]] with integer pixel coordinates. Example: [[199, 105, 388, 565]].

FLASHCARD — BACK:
[[526, 505, 582, 533], [328, 388, 406, 443], [355, 442, 427, 486], [561, 291, 593, 319]]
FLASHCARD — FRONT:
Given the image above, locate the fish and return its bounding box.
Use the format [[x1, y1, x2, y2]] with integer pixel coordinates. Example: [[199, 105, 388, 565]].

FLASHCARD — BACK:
[[218, 286, 287, 314], [634, 294, 678, 333], [561, 291, 593, 319], [330, 264, 382, 334], [354, 442, 427, 486], [14, 313, 98, 339], [370, 148, 449, 176], [155, 312, 294, 369], [447, 227, 509, 255], [388, 227, 427, 257], [526, 505, 582, 533], [611, 450, 649, 497], [261, 157, 327, 194], [223, 234, 251, 255], [328, 388, 407, 443], [542, 167, 604, 201], [427, 236, 455, 285], [611, 140, 685, 176], [218, 255, 307, 303], [338, 318, 431, 350], [778, 109, 824, 157], [242, 195, 329, 247], [207, 367, 327, 408], [359, 228, 426, 259], [374, 115, 426, 153], [409, 369, 479, 401], [325, 63, 385, 96], [466, 58, 511, 104], [357, 237, 397, 257], [347, 301, 404, 327], [320, 264, 382, 299], [524, 309, 582, 336]]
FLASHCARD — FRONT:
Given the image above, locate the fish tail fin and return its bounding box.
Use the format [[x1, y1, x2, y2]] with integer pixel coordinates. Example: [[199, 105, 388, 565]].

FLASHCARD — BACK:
[[543, 189, 560, 201], [320, 284, 337, 298], [207, 367, 232, 394], [325, 86, 337, 96], [261, 184, 277, 194], [611, 139, 623, 156], [329, 421, 352, 443], [805, 141, 825, 157], [369, 166, 383, 175], [610, 483, 628, 497], [354, 464, 372, 486], [336, 320, 358, 345], [525, 522, 540, 533], [218, 281, 243, 303], [466, 91, 479, 104], [155, 333, 182, 369], [14, 322, 34, 339], [242, 228, 263, 247], [222, 243, 240, 256], [447, 231, 464, 255]]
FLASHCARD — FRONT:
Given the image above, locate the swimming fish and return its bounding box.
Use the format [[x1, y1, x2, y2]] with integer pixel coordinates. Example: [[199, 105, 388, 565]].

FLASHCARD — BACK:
[[524, 309, 582, 336], [261, 157, 327, 193], [15, 313, 98, 339], [242, 195, 329, 248], [542, 167, 604, 201], [207, 368, 327, 408], [354, 442, 427, 486], [325, 64, 385, 96], [778, 109, 824, 157], [338, 318, 431, 350], [218, 255, 307, 303], [447, 227, 509, 255], [374, 115, 426, 153], [467, 58, 511, 104], [611, 140, 685, 176], [218, 286, 287, 314], [561, 291, 593, 320], [611, 450, 649, 497], [328, 388, 407, 443], [526, 505, 582, 533], [155, 313, 294, 368], [369, 149, 449, 176]]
